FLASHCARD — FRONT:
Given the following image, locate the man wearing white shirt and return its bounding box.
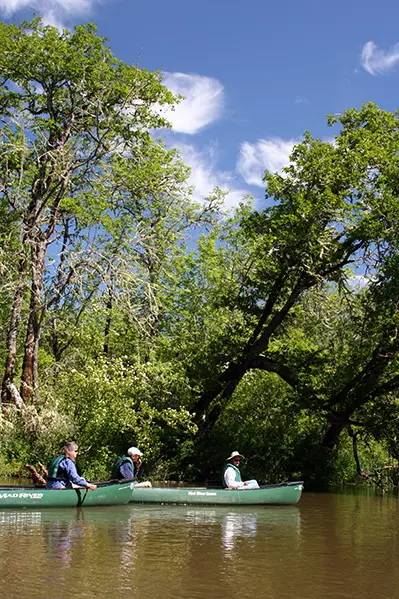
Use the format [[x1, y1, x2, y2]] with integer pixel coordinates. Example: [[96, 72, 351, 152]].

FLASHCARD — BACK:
[[223, 451, 260, 490]]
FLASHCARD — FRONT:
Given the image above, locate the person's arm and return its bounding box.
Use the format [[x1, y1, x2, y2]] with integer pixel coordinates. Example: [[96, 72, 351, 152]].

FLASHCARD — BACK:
[[63, 459, 97, 490], [224, 466, 245, 489]]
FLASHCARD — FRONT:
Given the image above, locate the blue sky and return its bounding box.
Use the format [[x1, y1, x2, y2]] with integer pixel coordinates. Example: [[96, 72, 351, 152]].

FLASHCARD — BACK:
[[1, 0, 399, 209]]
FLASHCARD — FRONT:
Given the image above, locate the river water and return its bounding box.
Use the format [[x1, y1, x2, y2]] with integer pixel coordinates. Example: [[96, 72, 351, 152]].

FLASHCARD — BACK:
[[0, 490, 398, 599]]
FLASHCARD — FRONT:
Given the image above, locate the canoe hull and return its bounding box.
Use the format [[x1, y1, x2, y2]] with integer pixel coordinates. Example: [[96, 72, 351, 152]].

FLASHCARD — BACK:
[[0, 481, 134, 509], [130, 482, 303, 506]]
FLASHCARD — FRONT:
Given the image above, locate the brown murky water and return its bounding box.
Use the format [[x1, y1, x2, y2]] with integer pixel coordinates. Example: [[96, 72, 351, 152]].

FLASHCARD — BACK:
[[0, 490, 398, 598]]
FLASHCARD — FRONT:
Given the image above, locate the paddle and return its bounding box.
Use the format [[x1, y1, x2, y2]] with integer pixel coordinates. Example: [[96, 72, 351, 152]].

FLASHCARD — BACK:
[[74, 486, 89, 507]]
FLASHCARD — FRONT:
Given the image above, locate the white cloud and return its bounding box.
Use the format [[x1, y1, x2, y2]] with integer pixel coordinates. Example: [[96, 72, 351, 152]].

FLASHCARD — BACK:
[[0, 0, 95, 25], [173, 141, 247, 210], [160, 72, 224, 135], [347, 273, 372, 289], [361, 40, 399, 75], [158, 72, 248, 208], [237, 138, 296, 187]]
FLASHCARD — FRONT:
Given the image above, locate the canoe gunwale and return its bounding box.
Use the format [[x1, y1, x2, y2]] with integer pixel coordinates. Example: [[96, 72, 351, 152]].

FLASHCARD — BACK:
[[0, 480, 124, 490], [257, 481, 304, 489]]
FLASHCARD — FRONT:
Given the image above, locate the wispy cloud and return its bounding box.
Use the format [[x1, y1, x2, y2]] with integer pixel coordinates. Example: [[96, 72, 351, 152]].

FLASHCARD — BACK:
[[347, 272, 372, 289], [236, 138, 296, 187], [158, 72, 246, 208], [0, 0, 96, 26], [160, 72, 224, 135], [172, 140, 247, 210], [361, 40, 399, 75]]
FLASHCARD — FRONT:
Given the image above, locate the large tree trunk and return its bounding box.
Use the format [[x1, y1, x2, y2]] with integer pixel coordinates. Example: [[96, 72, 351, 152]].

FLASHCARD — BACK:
[[321, 418, 349, 451], [321, 336, 399, 451], [20, 237, 46, 402], [1, 250, 28, 408], [192, 274, 308, 425], [103, 286, 113, 357]]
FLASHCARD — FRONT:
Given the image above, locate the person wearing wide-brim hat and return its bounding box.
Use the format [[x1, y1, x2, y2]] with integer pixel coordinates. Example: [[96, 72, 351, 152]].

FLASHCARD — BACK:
[[222, 451, 260, 490]]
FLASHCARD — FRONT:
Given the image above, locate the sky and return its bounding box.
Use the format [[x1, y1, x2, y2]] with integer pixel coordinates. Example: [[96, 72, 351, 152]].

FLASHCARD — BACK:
[[1, 0, 399, 210]]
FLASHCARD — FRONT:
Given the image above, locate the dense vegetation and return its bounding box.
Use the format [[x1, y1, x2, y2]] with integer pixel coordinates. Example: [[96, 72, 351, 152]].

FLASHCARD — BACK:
[[1, 19, 399, 488]]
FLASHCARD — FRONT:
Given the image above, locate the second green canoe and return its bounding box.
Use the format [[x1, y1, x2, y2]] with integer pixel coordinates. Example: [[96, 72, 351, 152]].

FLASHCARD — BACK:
[[130, 481, 303, 505]]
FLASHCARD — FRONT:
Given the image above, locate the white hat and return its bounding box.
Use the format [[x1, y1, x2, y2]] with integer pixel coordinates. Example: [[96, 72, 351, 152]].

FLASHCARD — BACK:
[[127, 447, 143, 457], [226, 451, 245, 461]]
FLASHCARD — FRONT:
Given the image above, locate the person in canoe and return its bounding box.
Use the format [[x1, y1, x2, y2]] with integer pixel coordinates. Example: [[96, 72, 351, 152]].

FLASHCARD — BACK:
[[46, 442, 97, 490], [111, 446, 152, 488], [223, 451, 260, 490]]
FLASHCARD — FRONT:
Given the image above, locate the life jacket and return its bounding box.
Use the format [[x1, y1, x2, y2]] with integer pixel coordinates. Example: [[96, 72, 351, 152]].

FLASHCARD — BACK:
[[111, 456, 135, 480], [222, 462, 242, 487], [47, 454, 69, 481]]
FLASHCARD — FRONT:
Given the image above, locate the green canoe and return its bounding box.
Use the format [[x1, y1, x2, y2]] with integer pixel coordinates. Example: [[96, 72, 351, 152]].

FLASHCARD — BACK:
[[130, 481, 303, 505], [0, 481, 134, 509]]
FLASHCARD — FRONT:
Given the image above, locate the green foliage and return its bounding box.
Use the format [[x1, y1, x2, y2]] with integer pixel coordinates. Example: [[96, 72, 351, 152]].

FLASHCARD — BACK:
[[50, 356, 197, 474], [182, 103, 399, 488], [324, 433, 391, 487], [200, 370, 324, 483], [0, 405, 75, 476], [2, 33, 399, 492]]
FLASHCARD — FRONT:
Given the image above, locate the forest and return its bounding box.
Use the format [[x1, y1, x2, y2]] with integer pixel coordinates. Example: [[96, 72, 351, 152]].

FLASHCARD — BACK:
[[1, 19, 399, 489]]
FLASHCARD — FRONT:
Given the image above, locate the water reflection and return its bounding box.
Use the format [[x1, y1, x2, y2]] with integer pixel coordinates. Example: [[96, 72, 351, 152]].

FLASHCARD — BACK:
[[47, 521, 74, 568], [222, 512, 258, 554], [126, 504, 301, 563], [128, 504, 300, 527], [0, 504, 301, 592], [221, 507, 301, 557], [0, 506, 139, 599], [0, 510, 42, 532], [2, 494, 399, 599]]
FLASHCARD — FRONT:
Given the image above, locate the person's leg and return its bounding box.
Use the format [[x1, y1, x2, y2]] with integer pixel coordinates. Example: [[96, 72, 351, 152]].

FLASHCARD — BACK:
[[246, 480, 260, 489], [237, 480, 260, 490]]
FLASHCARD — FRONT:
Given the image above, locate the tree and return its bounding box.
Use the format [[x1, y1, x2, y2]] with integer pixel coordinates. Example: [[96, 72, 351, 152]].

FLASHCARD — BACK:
[[97, 139, 224, 345], [0, 19, 175, 405], [190, 103, 399, 459]]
